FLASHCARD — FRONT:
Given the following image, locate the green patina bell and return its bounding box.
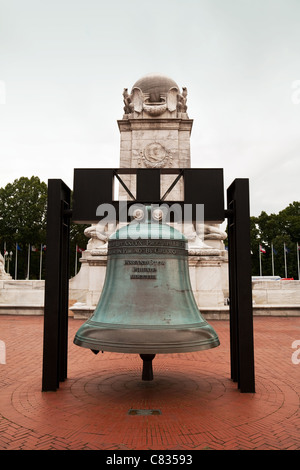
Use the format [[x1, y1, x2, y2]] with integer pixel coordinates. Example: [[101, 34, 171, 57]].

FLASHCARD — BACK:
[[73, 207, 220, 379]]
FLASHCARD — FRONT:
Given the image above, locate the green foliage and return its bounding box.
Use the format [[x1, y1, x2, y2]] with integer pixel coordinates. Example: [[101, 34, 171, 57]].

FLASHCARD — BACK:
[[250, 202, 300, 278], [0, 176, 47, 246], [0, 176, 87, 279], [0, 177, 48, 279]]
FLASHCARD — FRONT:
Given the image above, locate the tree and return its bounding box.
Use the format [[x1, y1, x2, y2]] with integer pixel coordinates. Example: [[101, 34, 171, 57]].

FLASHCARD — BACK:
[[0, 176, 47, 245], [0, 177, 89, 279], [250, 202, 300, 279], [0, 176, 48, 279]]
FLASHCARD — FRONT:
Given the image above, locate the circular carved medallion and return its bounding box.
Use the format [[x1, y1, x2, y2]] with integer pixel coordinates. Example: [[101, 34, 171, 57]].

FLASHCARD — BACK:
[[141, 142, 172, 168]]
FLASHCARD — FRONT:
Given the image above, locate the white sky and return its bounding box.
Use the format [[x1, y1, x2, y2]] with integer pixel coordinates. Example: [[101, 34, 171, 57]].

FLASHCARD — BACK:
[[0, 0, 299, 217]]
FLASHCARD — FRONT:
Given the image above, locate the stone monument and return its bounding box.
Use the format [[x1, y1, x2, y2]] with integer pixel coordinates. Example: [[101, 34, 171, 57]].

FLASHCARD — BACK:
[[70, 73, 229, 318]]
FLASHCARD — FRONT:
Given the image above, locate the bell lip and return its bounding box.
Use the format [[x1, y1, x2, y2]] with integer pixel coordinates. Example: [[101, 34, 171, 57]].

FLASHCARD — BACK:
[[73, 323, 220, 354], [83, 320, 213, 329], [73, 336, 220, 354]]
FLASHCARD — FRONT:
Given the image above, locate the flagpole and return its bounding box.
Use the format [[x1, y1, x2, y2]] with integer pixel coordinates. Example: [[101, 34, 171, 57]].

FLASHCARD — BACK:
[[7, 250, 9, 274], [297, 242, 300, 280], [15, 243, 18, 280], [4, 242, 7, 271], [75, 245, 78, 275], [27, 244, 30, 280], [39, 244, 42, 280], [259, 245, 262, 276], [271, 243, 274, 276], [284, 242, 287, 278]]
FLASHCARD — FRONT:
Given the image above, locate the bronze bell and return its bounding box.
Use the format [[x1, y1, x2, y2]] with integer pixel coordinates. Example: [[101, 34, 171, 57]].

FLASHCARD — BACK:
[[73, 206, 220, 379]]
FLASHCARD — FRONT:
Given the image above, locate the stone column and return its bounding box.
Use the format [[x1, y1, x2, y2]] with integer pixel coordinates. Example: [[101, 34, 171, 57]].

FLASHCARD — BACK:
[[118, 118, 193, 201], [70, 74, 229, 318]]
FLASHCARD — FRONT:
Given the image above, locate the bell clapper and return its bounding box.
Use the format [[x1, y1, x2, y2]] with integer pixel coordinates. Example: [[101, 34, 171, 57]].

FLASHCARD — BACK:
[[140, 354, 156, 381]]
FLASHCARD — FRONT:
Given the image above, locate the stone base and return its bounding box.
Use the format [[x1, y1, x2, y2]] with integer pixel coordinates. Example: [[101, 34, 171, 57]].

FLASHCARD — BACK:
[[69, 251, 107, 308], [1, 261, 299, 319], [0, 304, 44, 315], [69, 304, 300, 321], [188, 252, 229, 308], [69, 304, 232, 321], [253, 304, 300, 316], [0, 280, 44, 315], [252, 279, 300, 304]]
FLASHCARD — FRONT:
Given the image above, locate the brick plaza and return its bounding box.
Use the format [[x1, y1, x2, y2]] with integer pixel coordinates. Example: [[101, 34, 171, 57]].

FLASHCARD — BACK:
[[0, 315, 299, 450]]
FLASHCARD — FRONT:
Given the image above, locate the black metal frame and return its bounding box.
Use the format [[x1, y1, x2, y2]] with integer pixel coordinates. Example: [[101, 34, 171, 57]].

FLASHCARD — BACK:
[[72, 168, 225, 224], [42, 180, 71, 392], [42, 169, 255, 393], [227, 179, 255, 392]]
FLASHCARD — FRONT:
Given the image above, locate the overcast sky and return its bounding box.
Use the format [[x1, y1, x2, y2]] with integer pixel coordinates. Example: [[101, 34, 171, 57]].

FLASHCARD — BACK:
[[0, 0, 299, 217]]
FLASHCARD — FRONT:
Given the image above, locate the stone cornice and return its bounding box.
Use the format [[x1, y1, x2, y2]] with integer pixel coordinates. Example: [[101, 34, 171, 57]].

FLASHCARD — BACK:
[[117, 118, 193, 133]]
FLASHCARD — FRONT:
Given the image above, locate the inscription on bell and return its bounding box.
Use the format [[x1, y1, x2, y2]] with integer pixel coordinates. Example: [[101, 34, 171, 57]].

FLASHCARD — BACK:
[[111, 239, 185, 248], [109, 247, 184, 255], [108, 239, 187, 256], [132, 267, 157, 272], [125, 258, 163, 280], [124, 260, 165, 266], [131, 274, 157, 279]]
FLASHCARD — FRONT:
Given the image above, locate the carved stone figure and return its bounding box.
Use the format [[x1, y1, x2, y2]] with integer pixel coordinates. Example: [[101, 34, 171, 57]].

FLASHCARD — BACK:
[[204, 224, 227, 240], [84, 222, 116, 255], [130, 87, 144, 114], [0, 252, 11, 279], [123, 88, 133, 114], [166, 87, 179, 112], [177, 87, 188, 113], [0, 252, 5, 274]]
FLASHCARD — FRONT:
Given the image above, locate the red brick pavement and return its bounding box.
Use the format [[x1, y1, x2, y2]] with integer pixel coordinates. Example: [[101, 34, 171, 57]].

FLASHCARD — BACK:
[[0, 315, 299, 451]]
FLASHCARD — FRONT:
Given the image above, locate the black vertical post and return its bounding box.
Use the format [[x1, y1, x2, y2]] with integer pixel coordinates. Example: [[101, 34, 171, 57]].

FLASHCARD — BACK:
[[42, 180, 71, 391], [227, 199, 238, 384], [227, 179, 255, 393]]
